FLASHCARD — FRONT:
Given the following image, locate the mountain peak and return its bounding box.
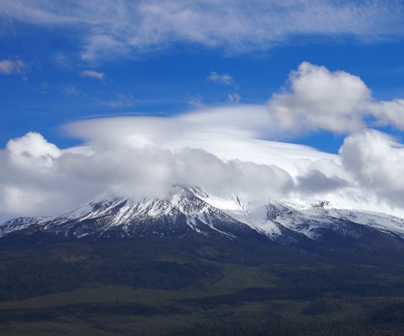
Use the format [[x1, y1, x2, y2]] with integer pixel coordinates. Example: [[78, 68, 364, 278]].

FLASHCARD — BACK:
[[2, 187, 404, 249]]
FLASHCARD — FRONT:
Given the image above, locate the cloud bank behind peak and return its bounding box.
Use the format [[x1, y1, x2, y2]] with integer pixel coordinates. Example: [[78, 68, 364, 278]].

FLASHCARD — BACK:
[[1, 63, 404, 222]]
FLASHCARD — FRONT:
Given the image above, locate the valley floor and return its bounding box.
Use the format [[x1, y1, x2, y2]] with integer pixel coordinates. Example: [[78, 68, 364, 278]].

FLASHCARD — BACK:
[[1, 285, 404, 335], [1, 234, 404, 335]]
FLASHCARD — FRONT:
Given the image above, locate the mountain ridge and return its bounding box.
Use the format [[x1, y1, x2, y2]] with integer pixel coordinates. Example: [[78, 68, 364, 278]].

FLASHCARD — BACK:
[[2, 186, 404, 250]]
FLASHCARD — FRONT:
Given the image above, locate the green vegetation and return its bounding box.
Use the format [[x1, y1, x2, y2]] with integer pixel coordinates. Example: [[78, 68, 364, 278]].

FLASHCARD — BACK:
[[1, 231, 404, 334]]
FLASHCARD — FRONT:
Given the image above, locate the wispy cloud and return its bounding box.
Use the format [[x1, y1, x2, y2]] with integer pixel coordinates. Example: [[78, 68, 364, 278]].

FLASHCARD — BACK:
[[209, 72, 235, 86], [0, 58, 28, 77], [228, 93, 240, 104], [1, 1, 403, 61], [80, 70, 104, 80], [104, 94, 135, 108], [63, 85, 78, 95], [188, 95, 205, 108], [62, 85, 87, 96]]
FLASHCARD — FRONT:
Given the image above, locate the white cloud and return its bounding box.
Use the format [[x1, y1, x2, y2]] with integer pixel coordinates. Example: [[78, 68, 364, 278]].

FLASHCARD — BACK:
[[2, 62, 404, 221], [0, 133, 101, 221], [6, 132, 61, 169], [1, 1, 403, 60], [57, 145, 295, 202], [0, 112, 296, 221], [60, 104, 404, 218], [3, 107, 404, 222], [372, 99, 404, 130], [268, 62, 370, 133], [63, 105, 279, 153], [339, 130, 404, 205], [0, 106, 309, 221], [268, 62, 404, 134], [297, 169, 349, 194], [0, 59, 27, 77], [80, 70, 104, 80], [209, 71, 235, 86]]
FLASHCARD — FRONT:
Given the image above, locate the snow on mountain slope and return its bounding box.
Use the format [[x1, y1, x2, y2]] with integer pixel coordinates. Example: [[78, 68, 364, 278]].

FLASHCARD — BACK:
[[189, 188, 281, 237], [269, 201, 404, 240], [2, 186, 404, 243]]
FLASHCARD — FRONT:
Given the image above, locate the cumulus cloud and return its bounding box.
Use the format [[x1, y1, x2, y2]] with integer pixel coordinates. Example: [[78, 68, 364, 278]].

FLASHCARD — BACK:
[[0, 133, 102, 220], [339, 130, 404, 205], [6, 132, 61, 169], [268, 62, 371, 133], [268, 62, 404, 134], [80, 70, 104, 80], [1, 1, 403, 60]]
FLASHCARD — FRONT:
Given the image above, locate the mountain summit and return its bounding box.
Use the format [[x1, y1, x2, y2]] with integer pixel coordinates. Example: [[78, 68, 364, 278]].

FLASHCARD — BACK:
[[2, 186, 404, 250]]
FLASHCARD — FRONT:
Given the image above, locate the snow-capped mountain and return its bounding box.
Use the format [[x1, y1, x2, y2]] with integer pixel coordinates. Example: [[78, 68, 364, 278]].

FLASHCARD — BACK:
[[2, 186, 404, 247]]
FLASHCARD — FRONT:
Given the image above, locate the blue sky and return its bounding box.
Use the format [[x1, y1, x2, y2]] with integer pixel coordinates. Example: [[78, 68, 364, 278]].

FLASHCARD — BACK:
[[1, 0, 404, 152], [1, 0, 404, 221]]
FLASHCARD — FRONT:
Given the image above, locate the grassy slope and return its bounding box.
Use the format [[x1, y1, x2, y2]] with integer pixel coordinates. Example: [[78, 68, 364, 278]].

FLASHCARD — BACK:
[[1, 232, 404, 335]]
